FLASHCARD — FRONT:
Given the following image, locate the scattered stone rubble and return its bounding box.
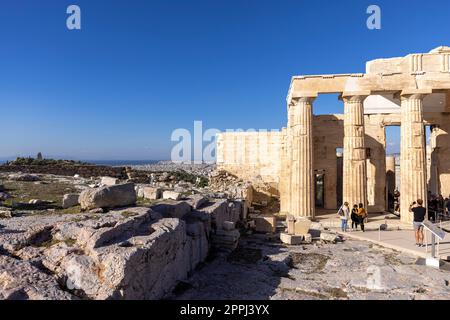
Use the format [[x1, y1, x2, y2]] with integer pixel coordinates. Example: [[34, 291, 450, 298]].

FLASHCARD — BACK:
[[208, 171, 253, 200], [0, 169, 254, 300], [2, 166, 446, 301], [131, 161, 215, 177]]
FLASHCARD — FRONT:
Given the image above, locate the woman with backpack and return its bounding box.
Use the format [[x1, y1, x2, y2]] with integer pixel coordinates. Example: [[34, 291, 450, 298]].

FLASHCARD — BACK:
[[338, 202, 350, 232]]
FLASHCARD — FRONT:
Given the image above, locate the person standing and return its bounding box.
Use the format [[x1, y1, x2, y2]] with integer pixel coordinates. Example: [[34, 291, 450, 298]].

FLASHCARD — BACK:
[[357, 203, 367, 232], [409, 199, 426, 247], [351, 204, 359, 230], [338, 202, 350, 232]]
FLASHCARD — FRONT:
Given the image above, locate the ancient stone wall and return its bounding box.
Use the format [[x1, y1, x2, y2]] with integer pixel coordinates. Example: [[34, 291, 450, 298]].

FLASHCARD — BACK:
[[216, 131, 282, 184], [313, 115, 344, 210]]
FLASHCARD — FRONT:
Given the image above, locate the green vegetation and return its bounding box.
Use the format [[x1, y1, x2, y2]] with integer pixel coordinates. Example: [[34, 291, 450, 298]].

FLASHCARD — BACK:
[[4, 157, 90, 166], [38, 237, 77, 248], [70, 215, 102, 222], [324, 287, 348, 299], [64, 238, 77, 246], [3, 180, 79, 208], [121, 211, 139, 218], [136, 197, 157, 207], [168, 170, 209, 188], [280, 287, 327, 299], [60, 205, 82, 215]]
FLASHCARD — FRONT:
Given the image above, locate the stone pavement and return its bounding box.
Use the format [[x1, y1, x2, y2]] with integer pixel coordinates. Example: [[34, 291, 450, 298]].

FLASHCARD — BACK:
[[315, 209, 450, 261], [174, 233, 450, 300]]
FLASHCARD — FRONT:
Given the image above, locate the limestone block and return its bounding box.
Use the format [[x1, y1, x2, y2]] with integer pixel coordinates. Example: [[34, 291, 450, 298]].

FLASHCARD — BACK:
[[196, 199, 228, 230], [294, 218, 312, 236], [101, 176, 119, 186], [254, 216, 276, 234], [79, 183, 136, 210], [143, 187, 162, 200], [280, 233, 304, 245], [185, 194, 208, 209], [62, 194, 79, 209], [303, 233, 312, 243], [186, 221, 209, 272], [0, 255, 74, 300], [162, 191, 182, 201], [287, 215, 296, 235], [134, 185, 145, 198], [151, 201, 191, 219], [228, 201, 242, 223]]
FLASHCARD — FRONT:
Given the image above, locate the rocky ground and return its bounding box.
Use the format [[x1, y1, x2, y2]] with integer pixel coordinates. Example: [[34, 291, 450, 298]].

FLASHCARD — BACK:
[[1, 169, 450, 300], [173, 235, 450, 300], [0, 170, 248, 300]]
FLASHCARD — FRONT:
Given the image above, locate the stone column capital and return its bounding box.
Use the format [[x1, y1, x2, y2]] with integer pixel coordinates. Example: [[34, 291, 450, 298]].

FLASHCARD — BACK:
[[340, 91, 371, 103], [400, 89, 432, 101], [400, 93, 427, 101], [290, 96, 316, 106]]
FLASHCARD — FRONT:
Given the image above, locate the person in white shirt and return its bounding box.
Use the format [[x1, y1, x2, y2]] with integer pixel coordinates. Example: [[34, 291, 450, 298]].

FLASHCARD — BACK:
[[338, 202, 350, 232]]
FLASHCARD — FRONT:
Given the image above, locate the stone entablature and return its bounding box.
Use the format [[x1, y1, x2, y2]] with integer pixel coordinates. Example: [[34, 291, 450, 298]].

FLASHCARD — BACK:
[[287, 47, 450, 103]]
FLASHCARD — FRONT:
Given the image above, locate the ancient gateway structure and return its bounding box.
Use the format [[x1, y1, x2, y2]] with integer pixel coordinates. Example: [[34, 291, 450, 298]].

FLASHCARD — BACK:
[[217, 47, 450, 229]]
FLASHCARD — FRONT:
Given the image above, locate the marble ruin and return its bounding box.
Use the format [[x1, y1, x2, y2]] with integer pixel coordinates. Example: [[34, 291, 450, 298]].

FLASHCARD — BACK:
[[217, 47, 450, 237]]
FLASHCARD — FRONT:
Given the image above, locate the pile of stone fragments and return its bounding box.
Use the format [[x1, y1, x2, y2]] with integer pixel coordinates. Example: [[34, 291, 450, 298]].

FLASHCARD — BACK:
[[0, 170, 342, 300]]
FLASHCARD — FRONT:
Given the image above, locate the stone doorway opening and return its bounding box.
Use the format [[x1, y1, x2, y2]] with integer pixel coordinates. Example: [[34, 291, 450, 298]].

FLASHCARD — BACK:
[[315, 172, 325, 208], [385, 126, 400, 212], [427, 125, 438, 196]]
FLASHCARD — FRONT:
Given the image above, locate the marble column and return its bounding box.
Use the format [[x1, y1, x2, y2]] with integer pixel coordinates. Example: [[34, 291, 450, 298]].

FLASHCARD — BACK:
[[342, 93, 369, 209], [279, 128, 289, 214], [400, 93, 428, 224], [288, 96, 315, 219]]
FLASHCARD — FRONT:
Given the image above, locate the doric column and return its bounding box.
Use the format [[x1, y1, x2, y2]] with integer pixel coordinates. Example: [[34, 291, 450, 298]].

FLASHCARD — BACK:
[[288, 96, 315, 219], [400, 92, 428, 224], [279, 128, 289, 214], [342, 93, 369, 209]]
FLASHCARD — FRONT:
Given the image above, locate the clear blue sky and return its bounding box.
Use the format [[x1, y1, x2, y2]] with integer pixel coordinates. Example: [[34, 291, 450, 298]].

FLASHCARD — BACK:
[[1, 0, 449, 160]]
